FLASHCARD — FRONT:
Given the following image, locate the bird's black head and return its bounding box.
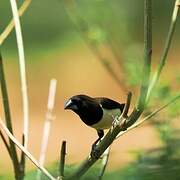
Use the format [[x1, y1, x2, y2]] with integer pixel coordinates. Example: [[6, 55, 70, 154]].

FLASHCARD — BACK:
[[64, 94, 102, 126], [64, 95, 85, 113]]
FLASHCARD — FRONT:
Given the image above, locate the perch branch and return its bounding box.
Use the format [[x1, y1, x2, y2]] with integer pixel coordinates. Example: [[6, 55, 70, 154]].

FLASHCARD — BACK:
[[0, 0, 31, 45], [146, 0, 180, 102], [0, 118, 57, 180], [116, 93, 180, 139], [59, 141, 67, 178], [37, 79, 57, 180]]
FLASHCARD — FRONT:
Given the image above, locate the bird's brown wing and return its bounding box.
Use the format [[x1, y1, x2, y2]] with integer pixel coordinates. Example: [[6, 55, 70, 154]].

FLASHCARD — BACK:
[[95, 97, 125, 113]]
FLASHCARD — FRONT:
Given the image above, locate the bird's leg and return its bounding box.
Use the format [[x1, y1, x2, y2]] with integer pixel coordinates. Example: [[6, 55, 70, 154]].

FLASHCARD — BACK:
[[91, 130, 104, 159]]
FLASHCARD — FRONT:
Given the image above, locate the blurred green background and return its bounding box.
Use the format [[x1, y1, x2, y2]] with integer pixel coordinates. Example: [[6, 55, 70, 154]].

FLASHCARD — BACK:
[[0, 0, 180, 179]]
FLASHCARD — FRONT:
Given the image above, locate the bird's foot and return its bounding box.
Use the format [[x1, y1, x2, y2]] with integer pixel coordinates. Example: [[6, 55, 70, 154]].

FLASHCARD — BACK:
[[112, 116, 127, 131], [112, 115, 120, 128], [90, 143, 101, 159]]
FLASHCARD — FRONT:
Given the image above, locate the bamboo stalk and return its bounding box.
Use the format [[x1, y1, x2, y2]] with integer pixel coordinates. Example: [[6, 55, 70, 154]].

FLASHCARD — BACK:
[[9, 0, 30, 177], [37, 79, 57, 180], [10, 0, 29, 151]]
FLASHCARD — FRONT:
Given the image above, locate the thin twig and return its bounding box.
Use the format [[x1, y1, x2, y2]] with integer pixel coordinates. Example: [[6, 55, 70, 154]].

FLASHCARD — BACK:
[[0, 118, 57, 180], [37, 79, 57, 180], [10, 0, 29, 151], [116, 94, 180, 139], [59, 141, 67, 178], [0, 0, 31, 45], [146, 0, 180, 102], [0, 51, 20, 178], [122, 92, 132, 118], [98, 146, 111, 180]]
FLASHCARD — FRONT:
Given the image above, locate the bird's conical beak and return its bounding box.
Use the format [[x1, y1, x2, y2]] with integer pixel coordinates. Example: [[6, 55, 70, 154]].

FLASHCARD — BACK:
[[64, 99, 73, 110], [64, 99, 78, 112]]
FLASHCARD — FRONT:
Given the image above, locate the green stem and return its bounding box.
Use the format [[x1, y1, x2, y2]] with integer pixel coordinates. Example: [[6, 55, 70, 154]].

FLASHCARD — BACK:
[[59, 141, 66, 178], [116, 94, 180, 140], [137, 0, 152, 111], [146, 0, 180, 102], [0, 52, 20, 179]]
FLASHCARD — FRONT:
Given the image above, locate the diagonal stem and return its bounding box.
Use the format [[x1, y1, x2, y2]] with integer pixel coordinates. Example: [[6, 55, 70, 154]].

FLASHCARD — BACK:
[[0, 0, 31, 45], [116, 94, 180, 140], [0, 118, 57, 180], [63, 1, 125, 89]]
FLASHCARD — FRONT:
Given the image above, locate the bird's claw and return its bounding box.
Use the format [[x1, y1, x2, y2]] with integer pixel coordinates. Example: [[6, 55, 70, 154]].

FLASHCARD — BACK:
[[112, 115, 120, 128], [90, 143, 100, 159], [112, 116, 127, 131]]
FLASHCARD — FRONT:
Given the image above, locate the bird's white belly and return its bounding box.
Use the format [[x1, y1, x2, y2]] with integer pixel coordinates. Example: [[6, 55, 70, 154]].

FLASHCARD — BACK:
[[91, 108, 121, 130]]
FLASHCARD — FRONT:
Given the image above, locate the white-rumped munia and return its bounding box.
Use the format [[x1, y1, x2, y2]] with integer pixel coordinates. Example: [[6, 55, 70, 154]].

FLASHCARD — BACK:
[[64, 94, 125, 147]]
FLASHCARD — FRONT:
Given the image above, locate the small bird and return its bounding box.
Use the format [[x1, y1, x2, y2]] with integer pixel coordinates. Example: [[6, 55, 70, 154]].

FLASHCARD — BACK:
[[64, 94, 125, 146]]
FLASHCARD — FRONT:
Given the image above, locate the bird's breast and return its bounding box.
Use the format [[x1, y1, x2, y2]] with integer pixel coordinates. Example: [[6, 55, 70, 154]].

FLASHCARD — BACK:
[[91, 108, 121, 130]]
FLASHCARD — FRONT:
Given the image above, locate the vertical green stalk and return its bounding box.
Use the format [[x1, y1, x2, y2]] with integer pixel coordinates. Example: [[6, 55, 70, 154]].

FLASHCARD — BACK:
[[59, 141, 66, 178], [126, 0, 152, 127], [137, 0, 152, 110], [146, 0, 180, 102], [0, 52, 20, 179]]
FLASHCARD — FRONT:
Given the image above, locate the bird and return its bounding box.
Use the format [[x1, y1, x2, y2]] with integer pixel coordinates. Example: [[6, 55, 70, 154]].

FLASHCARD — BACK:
[[64, 94, 125, 147]]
